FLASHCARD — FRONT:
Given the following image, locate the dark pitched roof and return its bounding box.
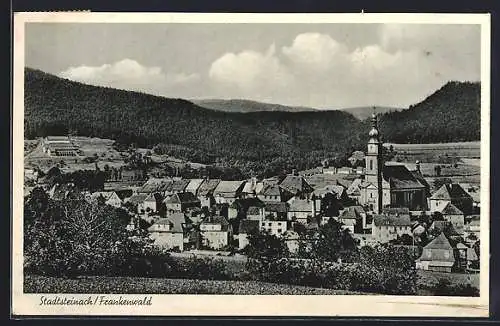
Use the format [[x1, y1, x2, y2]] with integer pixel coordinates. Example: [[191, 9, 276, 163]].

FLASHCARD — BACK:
[[171, 179, 190, 193], [289, 199, 313, 212], [279, 175, 314, 194], [430, 183, 472, 200], [441, 202, 464, 215], [264, 202, 289, 213], [239, 219, 260, 234], [382, 165, 426, 190], [197, 179, 221, 196], [201, 216, 230, 231], [419, 233, 455, 262], [165, 192, 200, 204], [373, 214, 411, 227], [430, 220, 460, 236], [425, 232, 454, 250], [214, 180, 245, 195], [127, 193, 148, 205], [382, 207, 410, 215], [339, 206, 362, 220]]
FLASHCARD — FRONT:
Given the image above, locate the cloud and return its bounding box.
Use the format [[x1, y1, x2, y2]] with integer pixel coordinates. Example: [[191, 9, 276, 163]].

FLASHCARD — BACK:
[[207, 28, 480, 108], [59, 59, 200, 95], [208, 44, 293, 95], [282, 33, 349, 71]]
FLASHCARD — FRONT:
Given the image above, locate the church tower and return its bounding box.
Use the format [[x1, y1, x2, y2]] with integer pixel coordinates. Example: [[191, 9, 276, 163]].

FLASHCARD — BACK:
[[365, 108, 383, 213]]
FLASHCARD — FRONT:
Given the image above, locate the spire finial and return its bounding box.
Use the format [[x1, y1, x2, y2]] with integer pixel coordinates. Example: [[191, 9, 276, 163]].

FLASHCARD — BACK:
[[369, 107, 379, 139]]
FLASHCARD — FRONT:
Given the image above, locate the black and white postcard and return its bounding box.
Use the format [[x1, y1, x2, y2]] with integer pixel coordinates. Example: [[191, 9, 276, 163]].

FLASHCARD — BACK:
[[12, 12, 490, 317]]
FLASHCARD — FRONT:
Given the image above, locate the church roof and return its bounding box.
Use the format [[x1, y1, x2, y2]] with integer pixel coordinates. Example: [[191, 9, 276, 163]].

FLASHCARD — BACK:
[[382, 165, 426, 190]]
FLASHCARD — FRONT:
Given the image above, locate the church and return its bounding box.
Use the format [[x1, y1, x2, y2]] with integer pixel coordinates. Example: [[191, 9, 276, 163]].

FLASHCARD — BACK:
[[359, 111, 430, 213]]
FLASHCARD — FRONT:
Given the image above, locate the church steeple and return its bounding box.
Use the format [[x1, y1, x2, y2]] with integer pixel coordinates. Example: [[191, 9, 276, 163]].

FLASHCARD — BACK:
[[365, 107, 383, 214], [368, 107, 380, 141]]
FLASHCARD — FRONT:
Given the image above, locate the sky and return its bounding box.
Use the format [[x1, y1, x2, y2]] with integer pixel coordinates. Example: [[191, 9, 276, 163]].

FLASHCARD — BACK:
[[25, 23, 481, 109]]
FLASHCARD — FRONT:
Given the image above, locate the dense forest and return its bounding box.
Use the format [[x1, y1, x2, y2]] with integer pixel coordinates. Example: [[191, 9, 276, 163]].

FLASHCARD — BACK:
[[24, 68, 480, 176], [377, 81, 481, 143]]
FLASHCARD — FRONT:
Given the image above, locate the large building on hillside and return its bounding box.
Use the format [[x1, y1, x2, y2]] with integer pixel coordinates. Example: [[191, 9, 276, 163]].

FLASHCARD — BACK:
[[359, 111, 429, 213], [42, 136, 80, 157]]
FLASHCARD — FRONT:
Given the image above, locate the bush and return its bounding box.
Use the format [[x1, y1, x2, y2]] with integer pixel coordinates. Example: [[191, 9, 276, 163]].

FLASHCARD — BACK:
[[246, 257, 417, 295], [430, 278, 479, 297]]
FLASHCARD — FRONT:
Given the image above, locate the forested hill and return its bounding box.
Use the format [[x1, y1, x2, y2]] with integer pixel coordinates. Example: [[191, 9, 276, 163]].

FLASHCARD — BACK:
[[24, 68, 480, 175], [24, 68, 365, 175], [378, 81, 481, 143], [192, 99, 318, 113]]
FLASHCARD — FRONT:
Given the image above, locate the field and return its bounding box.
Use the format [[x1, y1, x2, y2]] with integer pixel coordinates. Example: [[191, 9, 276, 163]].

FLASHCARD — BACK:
[[385, 141, 480, 158], [24, 275, 365, 295]]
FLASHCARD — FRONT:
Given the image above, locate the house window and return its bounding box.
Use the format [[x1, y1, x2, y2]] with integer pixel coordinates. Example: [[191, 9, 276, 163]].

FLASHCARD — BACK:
[[444, 251, 450, 259], [370, 193, 373, 198], [268, 222, 272, 226], [426, 250, 432, 258], [370, 160, 373, 171]]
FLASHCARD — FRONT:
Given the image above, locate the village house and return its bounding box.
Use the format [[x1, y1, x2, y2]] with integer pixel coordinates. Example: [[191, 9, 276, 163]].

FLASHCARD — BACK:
[[279, 172, 314, 199], [287, 198, 316, 225], [260, 219, 288, 237], [227, 197, 265, 220], [199, 216, 232, 250], [429, 220, 461, 238], [89, 191, 123, 208], [241, 177, 264, 199], [338, 206, 366, 234], [464, 215, 480, 244], [257, 184, 294, 203], [196, 179, 221, 208], [238, 219, 260, 250], [416, 232, 455, 273], [142, 192, 161, 213], [185, 178, 205, 196], [263, 202, 289, 220], [434, 201, 465, 235], [148, 216, 185, 251], [213, 180, 245, 205], [372, 213, 412, 243], [246, 206, 265, 221], [346, 178, 363, 204], [429, 183, 473, 216], [125, 193, 149, 214], [164, 192, 201, 214]]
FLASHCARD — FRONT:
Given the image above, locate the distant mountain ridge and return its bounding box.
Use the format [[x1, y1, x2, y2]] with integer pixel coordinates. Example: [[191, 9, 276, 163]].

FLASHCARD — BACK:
[[192, 99, 319, 113], [341, 106, 403, 120], [193, 99, 401, 120]]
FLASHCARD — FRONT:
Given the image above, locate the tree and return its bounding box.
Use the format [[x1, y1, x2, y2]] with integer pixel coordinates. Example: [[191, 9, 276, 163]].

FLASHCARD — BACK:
[[244, 229, 289, 277], [308, 219, 357, 262], [24, 198, 143, 278]]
